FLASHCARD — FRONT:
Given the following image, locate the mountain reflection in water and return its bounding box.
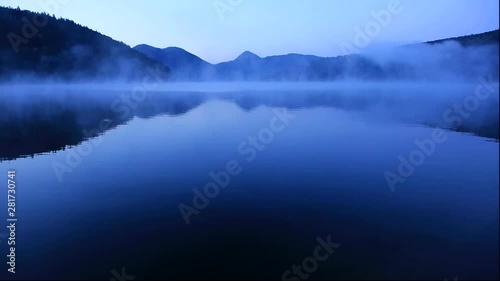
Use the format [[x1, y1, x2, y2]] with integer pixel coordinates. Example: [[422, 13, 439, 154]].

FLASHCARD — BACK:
[[1, 84, 498, 161]]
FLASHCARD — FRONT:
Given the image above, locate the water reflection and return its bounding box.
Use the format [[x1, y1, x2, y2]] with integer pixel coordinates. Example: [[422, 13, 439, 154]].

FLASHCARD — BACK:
[[1, 85, 498, 161], [0, 84, 498, 280]]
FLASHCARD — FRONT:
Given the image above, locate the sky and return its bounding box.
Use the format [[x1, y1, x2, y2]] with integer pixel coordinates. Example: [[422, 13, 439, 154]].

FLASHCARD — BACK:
[[1, 0, 499, 63]]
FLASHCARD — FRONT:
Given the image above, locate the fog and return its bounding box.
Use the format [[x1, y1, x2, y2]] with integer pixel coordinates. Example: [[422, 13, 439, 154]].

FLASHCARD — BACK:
[[2, 37, 499, 160], [164, 40, 500, 82], [354, 41, 499, 81], [1, 81, 498, 161], [3, 36, 498, 83]]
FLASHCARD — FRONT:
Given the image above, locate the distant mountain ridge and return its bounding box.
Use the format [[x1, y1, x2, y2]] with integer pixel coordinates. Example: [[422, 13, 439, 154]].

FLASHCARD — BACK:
[[135, 29, 499, 81], [0, 4, 497, 82], [234, 51, 261, 61], [426, 29, 499, 46], [133, 44, 213, 80], [134, 45, 325, 81]]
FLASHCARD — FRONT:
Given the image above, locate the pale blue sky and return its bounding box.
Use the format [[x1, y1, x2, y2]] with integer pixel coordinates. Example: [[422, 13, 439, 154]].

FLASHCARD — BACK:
[[2, 0, 498, 63]]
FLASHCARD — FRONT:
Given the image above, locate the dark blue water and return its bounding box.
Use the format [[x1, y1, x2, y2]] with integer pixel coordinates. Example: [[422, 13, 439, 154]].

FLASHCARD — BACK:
[[0, 83, 498, 280]]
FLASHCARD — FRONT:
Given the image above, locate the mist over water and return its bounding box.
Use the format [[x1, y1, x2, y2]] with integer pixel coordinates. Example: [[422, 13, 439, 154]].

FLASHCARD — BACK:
[[344, 42, 499, 81], [1, 81, 498, 161]]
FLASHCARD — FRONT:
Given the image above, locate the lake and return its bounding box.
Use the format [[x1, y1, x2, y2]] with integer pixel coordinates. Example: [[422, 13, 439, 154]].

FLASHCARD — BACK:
[[0, 82, 498, 280]]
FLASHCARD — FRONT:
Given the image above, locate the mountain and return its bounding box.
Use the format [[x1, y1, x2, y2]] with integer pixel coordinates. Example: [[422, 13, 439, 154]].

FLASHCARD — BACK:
[[234, 51, 261, 62], [135, 29, 498, 82], [133, 46, 323, 81], [133, 44, 214, 80], [305, 29, 500, 81], [1, 5, 497, 82], [426, 29, 499, 46], [214, 51, 262, 80], [213, 51, 322, 81], [0, 6, 170, 81]]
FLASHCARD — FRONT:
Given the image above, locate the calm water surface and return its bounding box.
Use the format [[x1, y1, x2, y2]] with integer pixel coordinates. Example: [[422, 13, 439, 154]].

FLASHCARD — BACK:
[[0, 83, 498, 280]]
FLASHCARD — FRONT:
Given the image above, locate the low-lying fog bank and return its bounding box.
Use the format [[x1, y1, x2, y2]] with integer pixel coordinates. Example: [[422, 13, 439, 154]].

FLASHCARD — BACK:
[[1, 80, 499, 93], [1, 81, 498, 161]]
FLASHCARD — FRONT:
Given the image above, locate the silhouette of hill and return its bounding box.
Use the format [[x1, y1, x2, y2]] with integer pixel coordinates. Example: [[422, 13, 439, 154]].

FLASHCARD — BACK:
[[426, 29, 499, 46], [305, 29, 499, 81], [234, 51, 261, 61], [133, 46, 324, 80], [213, 51, 322, 80], [135, 29, 498, 81], [0, 6, 170, 81], [133, 44, 214, 80]]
